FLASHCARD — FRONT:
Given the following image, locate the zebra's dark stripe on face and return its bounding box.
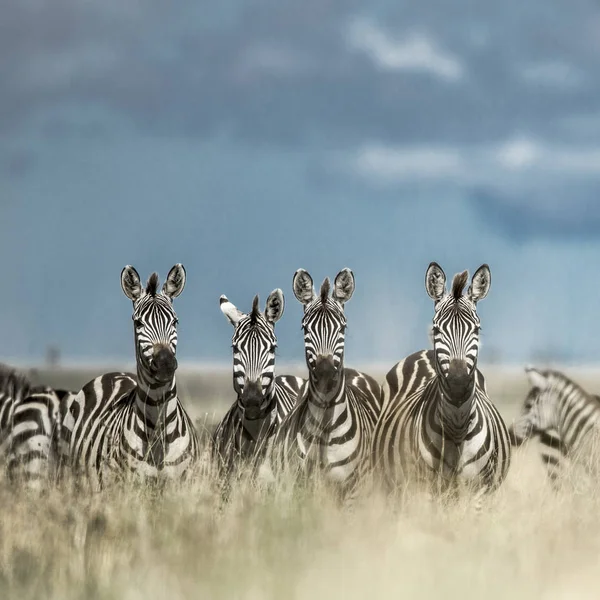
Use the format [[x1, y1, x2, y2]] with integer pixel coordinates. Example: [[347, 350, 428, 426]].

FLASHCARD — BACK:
[[220, 291, 284, 420], [302, 296, 347, 374], [132, 291, 179, 384], [431, 297, 481, 376], [425, 263, 490, 384]]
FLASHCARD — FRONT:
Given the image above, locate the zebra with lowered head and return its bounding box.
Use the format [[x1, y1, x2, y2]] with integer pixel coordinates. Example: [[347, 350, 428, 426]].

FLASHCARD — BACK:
[[509, 366, 600, 485], [372, 262, 511, 500], [0, 363, 76, 487], [58, 264, 199, 489], [269, 268, 381, 499], [212, 290, 304, 479]]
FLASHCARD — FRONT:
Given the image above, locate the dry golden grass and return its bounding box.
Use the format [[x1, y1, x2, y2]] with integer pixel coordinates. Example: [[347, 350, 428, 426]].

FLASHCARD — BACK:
[[1, 366, 599, 600], [0, 442, 599, 600]]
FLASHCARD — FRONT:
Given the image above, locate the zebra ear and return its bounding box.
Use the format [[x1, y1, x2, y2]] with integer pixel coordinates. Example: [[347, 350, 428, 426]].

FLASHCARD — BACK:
[[425, 262, 446, 302], [220, 295, 245, 326], [121, 265, 143, 301], [525, 366, 549, 391], [163, 264, 186, 299], [265, 289, 285, 324], [468, 264, 491, 303], [333, 268, 355, 305], [293, 269, 316, 305]]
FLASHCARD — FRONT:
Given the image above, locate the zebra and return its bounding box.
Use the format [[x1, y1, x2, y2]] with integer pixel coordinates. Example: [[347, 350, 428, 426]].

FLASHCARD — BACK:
[[212, 290, 304, 479], [269, 268, 382, 499], [509, 366, 600, 485], [58, 264, 199, 489], [372, 262, 511, 500], [0, 363, 76, 486]]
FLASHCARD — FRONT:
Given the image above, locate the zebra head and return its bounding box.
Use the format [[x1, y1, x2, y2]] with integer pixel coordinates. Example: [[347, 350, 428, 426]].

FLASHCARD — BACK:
[[219, 290, 285, 420], [121, 264, 186, 385], [425, 262, 491, 404], [510, 367, 556, 445], [293, 268, 354, 395]]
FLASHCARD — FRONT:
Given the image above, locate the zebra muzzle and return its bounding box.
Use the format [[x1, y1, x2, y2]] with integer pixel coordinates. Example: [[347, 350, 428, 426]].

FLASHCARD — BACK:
[[313, 355, 339, 391], [242, 381, 264, 420], [444, 359, 474, 405], [150, 346, 178, 382]]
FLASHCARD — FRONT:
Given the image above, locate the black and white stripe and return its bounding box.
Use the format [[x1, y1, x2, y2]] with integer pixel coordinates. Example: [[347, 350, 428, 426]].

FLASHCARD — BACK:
[[0, 363, 75, 487], [59, 264, 199, 489], [212, 290, 304, 477], [270, 269, 381, 498], [509, 367, 600, 484], [372, 263, 511, 497]]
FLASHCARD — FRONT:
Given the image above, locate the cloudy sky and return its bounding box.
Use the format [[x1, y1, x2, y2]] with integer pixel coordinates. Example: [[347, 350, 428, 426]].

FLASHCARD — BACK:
[[2, 0, 600, 367]]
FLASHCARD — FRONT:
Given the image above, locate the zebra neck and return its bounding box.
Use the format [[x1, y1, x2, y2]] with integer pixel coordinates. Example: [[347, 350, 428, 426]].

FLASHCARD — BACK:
[[433, 377, 477, 441], [306, 370, 347, 417], [134, 368, 180, 433], [238, 390, 277, 441]]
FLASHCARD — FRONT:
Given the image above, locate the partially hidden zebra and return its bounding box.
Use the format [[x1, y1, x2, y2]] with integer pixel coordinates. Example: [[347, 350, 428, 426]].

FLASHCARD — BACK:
[[372, 262, 511, 499], [269, 268, 381, 499], [59, 264, 199, 489], [509, 366, 600, 485], [212, 290, 304, 479], [0, 363, 76, 487]]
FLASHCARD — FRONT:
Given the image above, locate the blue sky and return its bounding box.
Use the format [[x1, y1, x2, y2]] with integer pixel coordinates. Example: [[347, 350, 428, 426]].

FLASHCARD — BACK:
[[1, 1, 600, 366]]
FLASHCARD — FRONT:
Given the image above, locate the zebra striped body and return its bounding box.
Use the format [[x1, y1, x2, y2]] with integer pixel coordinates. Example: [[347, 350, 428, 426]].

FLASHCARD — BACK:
[[59, 265, 199, 489], [212, 291, 304, 476], [270, 269, 382, 498], [213, 377, 304, 476], [509, 367, 600, 483], [0, 364, 75, 486], [372, 263, 511, 497]]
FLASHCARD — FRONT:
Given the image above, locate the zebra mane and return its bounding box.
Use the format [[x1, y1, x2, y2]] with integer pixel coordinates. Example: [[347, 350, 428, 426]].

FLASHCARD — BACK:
[[250, 295, 260, 324], [146, 273, 160, 297], [0, 363, 31, 400], [451, 270, 469, 300], [320, 278, 330, 304]]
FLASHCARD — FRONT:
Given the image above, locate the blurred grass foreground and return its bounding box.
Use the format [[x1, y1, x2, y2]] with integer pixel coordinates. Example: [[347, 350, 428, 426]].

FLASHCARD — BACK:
[[0, 366, 599, 599]]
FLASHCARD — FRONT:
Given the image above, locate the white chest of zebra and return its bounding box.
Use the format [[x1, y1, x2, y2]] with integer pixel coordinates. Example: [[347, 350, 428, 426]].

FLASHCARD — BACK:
[[58, 265, 200, 489], [211, 290, 304, 480], [371, 263, 511, 498], [269, 269, 382, 499]]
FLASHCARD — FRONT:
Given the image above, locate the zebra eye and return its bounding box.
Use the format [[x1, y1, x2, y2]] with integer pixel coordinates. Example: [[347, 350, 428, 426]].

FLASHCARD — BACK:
[[172, 318, 179, 326], [133, 319, 143, 328], [270, 344, 277, 352]]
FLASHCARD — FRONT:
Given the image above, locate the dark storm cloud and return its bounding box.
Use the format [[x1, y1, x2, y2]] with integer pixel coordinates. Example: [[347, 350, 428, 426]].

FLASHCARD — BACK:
[[2, 0, 600, 145], [470, 187, 600, 241]]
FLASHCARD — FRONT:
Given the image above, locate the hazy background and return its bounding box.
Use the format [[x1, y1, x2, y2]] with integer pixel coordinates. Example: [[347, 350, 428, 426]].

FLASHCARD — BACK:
[[2, 0, 600, 369]]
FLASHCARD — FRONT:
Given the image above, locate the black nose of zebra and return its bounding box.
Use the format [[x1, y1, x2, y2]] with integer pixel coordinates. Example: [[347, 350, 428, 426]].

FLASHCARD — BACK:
[[151, 345, 178, 382], [242, 380, 263, 420], [445, 359, 474, 405], [314, 355, 339, 382]]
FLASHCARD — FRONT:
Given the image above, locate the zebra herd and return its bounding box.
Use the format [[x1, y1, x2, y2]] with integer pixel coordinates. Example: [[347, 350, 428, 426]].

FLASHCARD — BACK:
[[0, 261, 599, 502]]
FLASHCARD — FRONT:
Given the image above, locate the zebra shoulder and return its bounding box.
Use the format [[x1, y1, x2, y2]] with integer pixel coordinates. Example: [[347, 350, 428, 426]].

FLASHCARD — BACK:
[[381, 349, 435, 412], [76, 372, 137, 414], [344, 368, 382, 417]]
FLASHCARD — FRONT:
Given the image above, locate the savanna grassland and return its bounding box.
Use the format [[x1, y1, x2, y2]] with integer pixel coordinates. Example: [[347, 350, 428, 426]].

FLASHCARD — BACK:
[[3, 365, 600, 600]]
